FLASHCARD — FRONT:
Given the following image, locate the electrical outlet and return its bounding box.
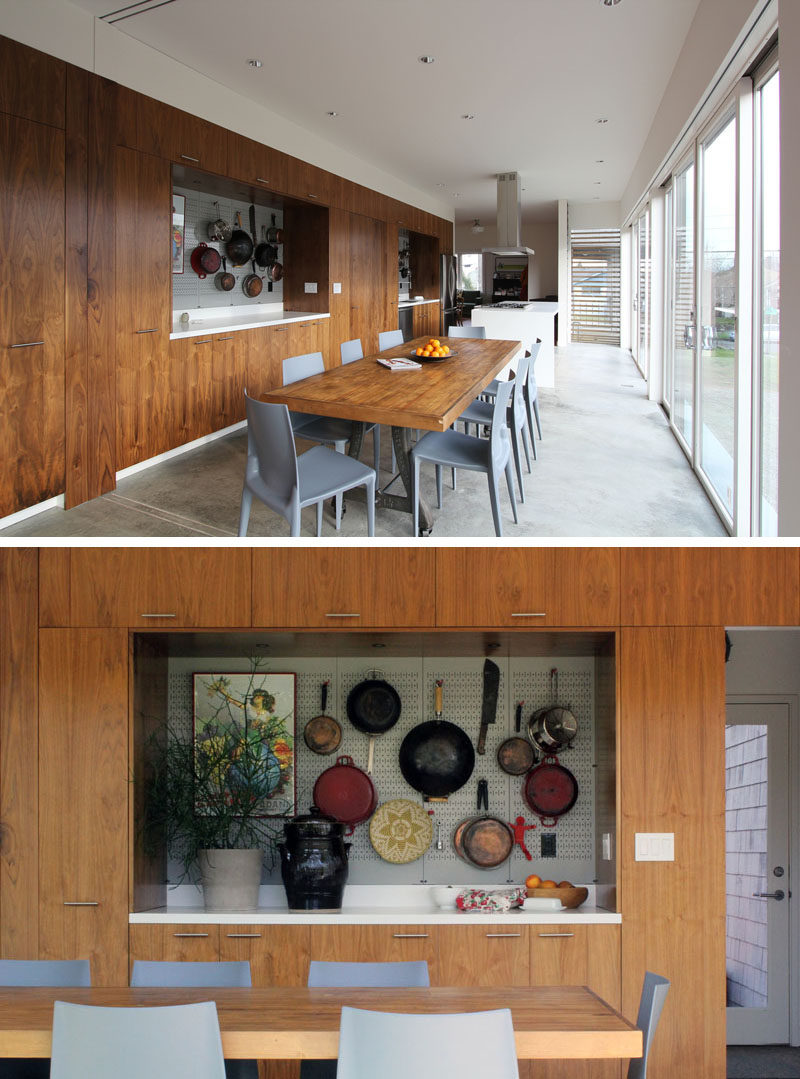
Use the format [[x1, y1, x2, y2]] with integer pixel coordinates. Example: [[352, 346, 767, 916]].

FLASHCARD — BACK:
[[541, 833, 556, 858], [634, 833, 674, 861], [304, 282, 318, 294], [333, 282, 342, 294]]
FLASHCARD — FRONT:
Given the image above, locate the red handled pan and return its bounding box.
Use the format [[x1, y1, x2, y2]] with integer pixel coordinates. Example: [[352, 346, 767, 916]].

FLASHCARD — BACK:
[[522, 755, 579, 828], [313, 754, 377, 830]]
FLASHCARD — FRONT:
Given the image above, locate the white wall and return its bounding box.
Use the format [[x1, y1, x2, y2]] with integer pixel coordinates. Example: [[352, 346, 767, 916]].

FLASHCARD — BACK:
[[0, 0, 452, 221], [453, 222, 558, 300], [567, 202, 622, 231], [726, 629, 800, 696], [620, 0, 764, 222]]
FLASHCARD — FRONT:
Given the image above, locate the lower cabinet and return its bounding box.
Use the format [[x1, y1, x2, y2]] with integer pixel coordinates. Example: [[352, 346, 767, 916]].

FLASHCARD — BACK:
[[309, 924, 437, 973], [130, 924, 221, 966], [220, 925, 311, 987]]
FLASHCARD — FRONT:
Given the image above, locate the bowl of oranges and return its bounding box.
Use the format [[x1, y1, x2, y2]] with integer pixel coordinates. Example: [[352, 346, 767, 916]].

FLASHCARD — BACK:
[[413, 338, 455, 362], [524, 873, 589, 910]]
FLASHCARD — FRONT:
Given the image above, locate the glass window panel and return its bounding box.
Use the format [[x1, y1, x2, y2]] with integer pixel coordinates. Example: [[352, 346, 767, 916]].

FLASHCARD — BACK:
[[671, 161, 695, 450], [699, 113, 737, 516], [458, 254, 482, 292], [758, 71, 780, 536], [636, 212, 650, 378]]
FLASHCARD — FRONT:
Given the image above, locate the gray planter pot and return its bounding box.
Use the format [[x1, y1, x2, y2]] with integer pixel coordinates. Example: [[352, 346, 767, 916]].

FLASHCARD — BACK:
[[198, 848, 263, 910]]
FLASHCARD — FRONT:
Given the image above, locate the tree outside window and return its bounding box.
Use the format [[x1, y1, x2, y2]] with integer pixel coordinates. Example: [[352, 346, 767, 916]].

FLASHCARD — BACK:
[[459, 254, 483, 291]]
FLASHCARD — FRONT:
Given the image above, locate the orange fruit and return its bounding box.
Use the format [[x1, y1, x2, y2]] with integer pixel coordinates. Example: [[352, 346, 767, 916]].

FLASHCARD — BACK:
[[415, 347, 423, 356], [432, 339, 440, 347], [525, 873, 541, 889], [539, 880, 557, 888], [557, 880, 573, 888]]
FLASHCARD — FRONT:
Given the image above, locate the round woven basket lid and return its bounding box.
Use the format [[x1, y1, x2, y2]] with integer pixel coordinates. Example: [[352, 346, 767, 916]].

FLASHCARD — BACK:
[[369, 799, 433, 864]]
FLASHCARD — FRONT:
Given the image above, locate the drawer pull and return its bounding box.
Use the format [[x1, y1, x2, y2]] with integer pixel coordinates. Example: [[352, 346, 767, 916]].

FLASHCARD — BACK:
[[256, 177, 271, 184], [10, 340, 44, 349], [194, 339, 212, 345], [225, 933, 262, 938], [392, 933, 429, 939], [63, 901, 99, 906], [538, 932, 574, 938], [140, 613, 176, 618], [180, 154, 200, 163], [173, 932, 210, 938], [217, 336, 235, 342], [510, 612, 546, 618], [306, 193, 319, 199], [325, 612, 361, 618], [136, 328, 160, 334], [485, 933, 521, 938]]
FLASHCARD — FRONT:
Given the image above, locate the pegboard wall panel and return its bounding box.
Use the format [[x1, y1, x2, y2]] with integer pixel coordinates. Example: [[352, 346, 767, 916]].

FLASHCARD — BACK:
[[166, 654, 598, 887], [173, 186, 283, 311]]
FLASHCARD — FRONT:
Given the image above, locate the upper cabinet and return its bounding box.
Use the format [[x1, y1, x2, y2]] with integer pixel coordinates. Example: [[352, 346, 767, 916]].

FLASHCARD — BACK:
[[227, 132, 289, 195], [436, 548, 620, 627], [620, 547, 800, 626], [63, 549, 253, 627], [286, 155, 332, 205], [117, 87, 227, 174], [252, 549, 436, 628], [0, 35, 65, 128]]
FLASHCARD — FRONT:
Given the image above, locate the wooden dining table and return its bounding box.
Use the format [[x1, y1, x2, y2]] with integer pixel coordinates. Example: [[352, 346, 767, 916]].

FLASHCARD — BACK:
[[0, 985, 641, 1062], [261, 335, 523, 533]]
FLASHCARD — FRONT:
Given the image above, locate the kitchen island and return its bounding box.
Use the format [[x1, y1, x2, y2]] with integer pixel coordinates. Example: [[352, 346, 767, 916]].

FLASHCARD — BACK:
[[471, 302, 558, 388]]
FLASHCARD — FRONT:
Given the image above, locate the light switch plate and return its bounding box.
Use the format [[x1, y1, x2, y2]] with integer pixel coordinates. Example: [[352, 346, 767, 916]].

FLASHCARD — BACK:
[[304, 282, 318, 293], [333, 282, 342, 294], [602, 832, 613, 860], [634, 832, 674, 861]]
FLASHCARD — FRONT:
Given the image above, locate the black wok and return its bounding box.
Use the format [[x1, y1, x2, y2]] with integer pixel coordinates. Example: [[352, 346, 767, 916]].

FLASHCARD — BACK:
[[226, 211, 253, 267], [347, 671, 401, 774], [399, 680, 474, 801]]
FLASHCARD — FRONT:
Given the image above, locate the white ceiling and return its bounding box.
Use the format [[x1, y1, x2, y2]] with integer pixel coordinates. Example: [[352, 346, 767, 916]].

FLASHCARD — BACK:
[[75, 0, 701, 224]]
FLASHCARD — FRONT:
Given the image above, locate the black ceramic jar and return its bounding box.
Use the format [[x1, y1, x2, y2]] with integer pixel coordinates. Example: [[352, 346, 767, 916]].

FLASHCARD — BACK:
[[279, 806, 350, 912]]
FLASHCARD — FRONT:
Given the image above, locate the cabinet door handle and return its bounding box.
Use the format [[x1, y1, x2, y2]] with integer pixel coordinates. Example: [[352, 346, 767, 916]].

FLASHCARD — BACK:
[[180, 154, 200, 163], [136, 328, 160, 334], [194, 339, 212, 345], [140, 613, 176, 618], [351, 306, 359, 310], [510, 612, 547, 618], [10, 340, 44, 349], [537, 932, 575, 938], [306, 193, 319, 199], [392, 933, 429, 939], [325, 612, 361, 618], [256, 177, 271, 184], [173, 932, 210, 938], [225, 933, 263, 938], [485, 933, 521, 938], [63, 901, 99, 906], [217, 336, 235, 342]]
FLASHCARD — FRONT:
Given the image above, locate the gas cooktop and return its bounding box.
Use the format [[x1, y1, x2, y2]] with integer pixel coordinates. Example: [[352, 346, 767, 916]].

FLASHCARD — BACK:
[[493, 301, 530, 309]]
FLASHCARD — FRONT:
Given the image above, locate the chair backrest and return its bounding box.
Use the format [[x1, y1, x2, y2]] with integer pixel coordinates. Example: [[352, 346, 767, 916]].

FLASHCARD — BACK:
[[0, 959, 91, 987], [378, 329, 404, 351], [244, 393, 299, 509], [131, 960, 252, 988], [336, 1006, 518, 1079], [627, 972, 670, 1079], [340, 339, 364, 365], [489, 378, 515, 463], [50, 1000, 226, 1079], [508, 350, 532, 430], [447, 325, 486, 339], [282, 351, 325, 386], [307, 960, 429, 988]]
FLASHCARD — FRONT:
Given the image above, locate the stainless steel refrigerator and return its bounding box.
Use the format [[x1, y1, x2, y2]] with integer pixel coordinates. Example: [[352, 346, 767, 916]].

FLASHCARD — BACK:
[[440, 253, 458, 335]]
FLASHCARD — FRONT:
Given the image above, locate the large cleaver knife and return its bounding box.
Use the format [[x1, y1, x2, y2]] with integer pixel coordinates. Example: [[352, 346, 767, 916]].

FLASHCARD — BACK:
[[476, 658, 500, 755]]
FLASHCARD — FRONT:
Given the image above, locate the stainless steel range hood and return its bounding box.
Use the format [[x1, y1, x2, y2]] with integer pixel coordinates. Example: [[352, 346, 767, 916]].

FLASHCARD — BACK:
[[483, 172, 535, 257]]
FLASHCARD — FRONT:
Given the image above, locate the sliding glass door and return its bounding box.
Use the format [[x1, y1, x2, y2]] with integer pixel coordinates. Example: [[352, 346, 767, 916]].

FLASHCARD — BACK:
[[698, 108, 737, 521], [668, 156, 696, 452], [633, 210, 650, 379]]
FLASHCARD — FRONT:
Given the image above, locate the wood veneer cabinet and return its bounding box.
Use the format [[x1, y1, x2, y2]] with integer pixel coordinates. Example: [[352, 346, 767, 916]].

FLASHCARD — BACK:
[[251, 549, 436, 628], [0, 112, 66, 517], [65, 548, 252, 627], [308, 924, 437, 977], [412, 302, 441, 339], [130, 924, 221, 965], [213, 331, 248, 428], [436, 548, 620, 627], [117, 88, 227, 175], [621, 547, 800, 626], [0, 35, 66, 128], [219, 925, 311, 986], [227, 132, 289, 195], [349, 213, 387, 357], [38, 629, 129, 986], [438, 924, 530, 985]]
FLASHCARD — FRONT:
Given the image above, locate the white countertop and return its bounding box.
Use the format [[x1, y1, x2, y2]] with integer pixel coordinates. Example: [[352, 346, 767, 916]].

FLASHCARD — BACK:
[[170, 306, 329, 341], [473, 302, 558, 315], [398, 298, 439, 309], [129, 885, 620, 926]]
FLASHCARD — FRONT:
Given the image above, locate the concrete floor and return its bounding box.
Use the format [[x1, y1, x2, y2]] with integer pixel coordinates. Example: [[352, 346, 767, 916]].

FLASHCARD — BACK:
[[1, 342, 727, 538], [727, 1045, 800, 1077]]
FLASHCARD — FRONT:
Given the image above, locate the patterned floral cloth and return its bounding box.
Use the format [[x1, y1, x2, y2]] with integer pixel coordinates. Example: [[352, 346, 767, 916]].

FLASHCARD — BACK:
[[455, 887, 526, 912]]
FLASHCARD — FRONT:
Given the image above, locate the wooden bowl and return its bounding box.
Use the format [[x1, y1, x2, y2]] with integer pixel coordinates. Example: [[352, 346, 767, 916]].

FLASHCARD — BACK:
[[527, 885, 589, 909]]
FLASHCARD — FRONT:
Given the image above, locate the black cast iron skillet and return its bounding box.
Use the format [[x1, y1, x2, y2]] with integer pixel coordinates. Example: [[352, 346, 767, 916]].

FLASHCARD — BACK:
[[399, 680, 475, 801], [347, 671, 401, 774]]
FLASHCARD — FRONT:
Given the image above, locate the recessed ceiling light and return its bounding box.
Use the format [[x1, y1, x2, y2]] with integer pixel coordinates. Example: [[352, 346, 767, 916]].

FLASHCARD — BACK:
[[596, 118, 609, 124], [419, 55, 435, 64], [436, 182, 446, 187], [596, 159, 605, 164], [599, 0, 622, 6], [453, 192, 462, 198], [327, 111, 338, 117], [593, 181, 602, 185], [247, 59, 263, 68], [462, 114, 475, 120]]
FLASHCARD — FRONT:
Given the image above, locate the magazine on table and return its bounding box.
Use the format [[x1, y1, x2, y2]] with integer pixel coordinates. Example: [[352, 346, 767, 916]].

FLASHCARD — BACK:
[[376, 356, 422, 371]]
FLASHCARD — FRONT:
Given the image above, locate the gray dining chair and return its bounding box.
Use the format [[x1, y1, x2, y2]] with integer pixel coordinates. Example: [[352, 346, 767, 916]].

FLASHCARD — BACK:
[[302, 960, 431, 1079], [378, 329, 404, 351], [335, 1006, 518, 1079], [410, 379, 517, 537], [627, 972, 670, 1079], [130, 960, 256, 1079], [238, 395, 376, 537], [458, 350, 533, 501], [482, 340, 542, 449], [50, 1000, 226, 1079], [340, 338, 381, 472], [282, 352, 353, 449], [0, 960, 92, 1079], [447, 325, 486, 339]]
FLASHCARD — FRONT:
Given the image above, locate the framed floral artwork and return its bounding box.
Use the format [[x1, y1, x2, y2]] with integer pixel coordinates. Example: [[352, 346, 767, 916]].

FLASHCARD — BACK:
[[192, 671, 296, 816]]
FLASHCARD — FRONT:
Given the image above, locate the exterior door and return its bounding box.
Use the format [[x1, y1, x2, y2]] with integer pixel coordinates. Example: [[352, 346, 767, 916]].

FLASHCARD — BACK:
[[667, 153, 696, 454], [725, 700, 790, 1044]]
